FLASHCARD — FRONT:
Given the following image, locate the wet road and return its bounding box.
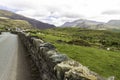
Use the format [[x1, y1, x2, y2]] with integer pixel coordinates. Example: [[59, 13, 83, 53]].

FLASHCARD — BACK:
[[0, 32, 32, 80]]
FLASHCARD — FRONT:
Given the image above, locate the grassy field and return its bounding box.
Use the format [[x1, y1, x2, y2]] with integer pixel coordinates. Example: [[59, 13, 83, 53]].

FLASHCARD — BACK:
[[55, 43, 120, 79], [27, 27, 120, 79]]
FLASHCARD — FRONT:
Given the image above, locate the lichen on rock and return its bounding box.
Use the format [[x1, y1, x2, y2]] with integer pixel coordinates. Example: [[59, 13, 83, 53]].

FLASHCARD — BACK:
[[54, 60, 102, 80]]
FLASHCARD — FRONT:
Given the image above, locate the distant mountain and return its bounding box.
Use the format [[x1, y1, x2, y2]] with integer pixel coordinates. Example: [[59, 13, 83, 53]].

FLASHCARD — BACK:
[[107, 20, 120, 27], [62, 19, 103, 27], [61, 19, 120, 30], [0, 9, 55, 29]]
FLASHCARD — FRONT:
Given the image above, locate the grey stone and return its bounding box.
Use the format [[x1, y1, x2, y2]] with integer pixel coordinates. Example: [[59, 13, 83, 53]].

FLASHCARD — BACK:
[[46, 50, 58, 57], [50, 53, 68, 63], [107, 76, 115, 80], [54, 60, 99, 80], [40, 43, 56, 50]]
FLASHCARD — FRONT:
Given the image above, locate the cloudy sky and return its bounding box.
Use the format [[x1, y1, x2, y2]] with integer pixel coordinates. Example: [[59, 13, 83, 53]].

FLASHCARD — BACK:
[[0, 0, 120, 26]]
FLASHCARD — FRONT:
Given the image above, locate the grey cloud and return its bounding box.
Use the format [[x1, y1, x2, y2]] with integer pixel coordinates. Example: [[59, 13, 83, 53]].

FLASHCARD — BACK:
[[102, 10, 120, 15], [46, 6, 85, 18], [33, 13, 47, 17], [51, 11, 84, 19], [62, 13, 84, 18], [46, 6, 61, 12], [12, 3, 35, 10]]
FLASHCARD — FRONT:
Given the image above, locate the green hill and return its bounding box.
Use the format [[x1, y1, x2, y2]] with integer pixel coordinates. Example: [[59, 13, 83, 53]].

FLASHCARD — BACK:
[[27, 27, 120, 80], [0, 17, 32, 31]]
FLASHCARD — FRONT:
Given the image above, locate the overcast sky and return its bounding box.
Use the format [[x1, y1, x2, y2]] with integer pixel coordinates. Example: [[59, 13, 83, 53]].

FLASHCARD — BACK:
[[0, 0, 120, 26]]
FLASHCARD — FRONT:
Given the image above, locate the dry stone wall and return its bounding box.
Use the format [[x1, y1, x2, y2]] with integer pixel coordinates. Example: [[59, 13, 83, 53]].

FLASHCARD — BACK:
[[18, 32, 114, 80]]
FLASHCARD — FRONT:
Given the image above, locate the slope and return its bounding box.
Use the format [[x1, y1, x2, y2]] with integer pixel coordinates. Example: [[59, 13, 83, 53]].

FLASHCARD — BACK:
[[0, 9, 55, 29], [0, 17, 32, 30]]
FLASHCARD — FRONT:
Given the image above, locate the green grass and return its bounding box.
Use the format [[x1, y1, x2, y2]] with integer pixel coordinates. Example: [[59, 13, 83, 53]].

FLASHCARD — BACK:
[[54, 43, 120, 79], [28, 28, 120, 79]]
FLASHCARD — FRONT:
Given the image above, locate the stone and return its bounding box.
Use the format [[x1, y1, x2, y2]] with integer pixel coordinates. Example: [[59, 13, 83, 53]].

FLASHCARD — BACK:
[[33, 38, 44, 49], [65, 67, 97, 80], [46, 50, 58, 57], [25, 32, 30, 37], [40, 42, 56, 50], [50, 53, 68, 63], [107, 76, 115, 80], [33, 38, 44, 43], [54, 60, 98, 80], [39, 46, 50, 53]]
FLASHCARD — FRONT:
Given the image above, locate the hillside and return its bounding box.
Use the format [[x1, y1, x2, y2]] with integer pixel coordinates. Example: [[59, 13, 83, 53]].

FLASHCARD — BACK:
[[0, 17, 32, 31], [26, 27, 120, 80], [0, 9, 55, 29], [62, 19, 120, 30]]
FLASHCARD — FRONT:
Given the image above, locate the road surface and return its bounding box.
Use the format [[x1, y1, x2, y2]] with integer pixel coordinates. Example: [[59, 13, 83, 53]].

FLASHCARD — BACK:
[[0, 32, 32, 80]]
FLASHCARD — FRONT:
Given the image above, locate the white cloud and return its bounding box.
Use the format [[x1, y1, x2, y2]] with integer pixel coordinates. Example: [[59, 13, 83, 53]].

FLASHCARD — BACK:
[[0, 0, 120, 26], [102, 10, 120, 15]]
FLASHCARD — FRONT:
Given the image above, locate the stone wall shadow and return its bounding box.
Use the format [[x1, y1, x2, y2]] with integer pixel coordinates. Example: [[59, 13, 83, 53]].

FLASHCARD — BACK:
[[16, 37, 38, 80]]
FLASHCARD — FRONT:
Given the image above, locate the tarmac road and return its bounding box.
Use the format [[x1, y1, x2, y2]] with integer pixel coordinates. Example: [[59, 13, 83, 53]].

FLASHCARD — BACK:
[[0, 32, 32, 80]]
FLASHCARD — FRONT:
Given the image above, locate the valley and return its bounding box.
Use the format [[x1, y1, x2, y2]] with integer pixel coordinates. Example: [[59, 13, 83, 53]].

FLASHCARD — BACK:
[[0, 9, 120, 80]]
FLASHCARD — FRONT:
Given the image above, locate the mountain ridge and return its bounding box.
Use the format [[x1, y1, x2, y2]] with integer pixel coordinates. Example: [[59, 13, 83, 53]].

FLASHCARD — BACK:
[[61, 19, 120, 30], [0, 9, 56, 29], [107, 20, 120, 27]]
